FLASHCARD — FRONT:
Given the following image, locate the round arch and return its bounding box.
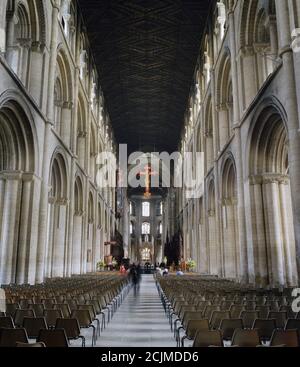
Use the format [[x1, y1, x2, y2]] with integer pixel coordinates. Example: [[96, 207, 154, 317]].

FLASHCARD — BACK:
[[246, 100, 297, 286]]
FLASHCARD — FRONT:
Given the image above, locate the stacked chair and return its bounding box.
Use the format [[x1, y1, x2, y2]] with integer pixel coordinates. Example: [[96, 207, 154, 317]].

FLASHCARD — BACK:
[[156, 274, 300, 347], [0, 273, 130, 347]]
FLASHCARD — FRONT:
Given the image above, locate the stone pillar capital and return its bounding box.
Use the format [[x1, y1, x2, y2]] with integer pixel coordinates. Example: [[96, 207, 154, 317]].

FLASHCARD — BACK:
[[56, 198, 69, 206], [216, 103, 227, 112], [31, 41, 46, 53], [204, 130, 213, 138], [63, 101, 73, 109], [249, 175, 263, 185], [261, 173, 289, 185], [78, 130, 87, 138], [48, 196, 56, 204], [0, 171, 23, 181], [239, 45, 255, 57], [17, 38, 32, 48], [208, 209, 215, 217], [74, 209, 84, 216], [221, 197, 237, 206]]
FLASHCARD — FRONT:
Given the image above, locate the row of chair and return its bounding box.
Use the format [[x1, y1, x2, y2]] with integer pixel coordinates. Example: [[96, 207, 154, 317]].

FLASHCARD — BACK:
[[156, 275, 300, 347], [1, 273, 130, 347]]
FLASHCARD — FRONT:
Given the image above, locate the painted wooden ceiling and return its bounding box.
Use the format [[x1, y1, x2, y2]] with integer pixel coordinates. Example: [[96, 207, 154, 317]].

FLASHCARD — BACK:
[[78, 0, 213, 153]]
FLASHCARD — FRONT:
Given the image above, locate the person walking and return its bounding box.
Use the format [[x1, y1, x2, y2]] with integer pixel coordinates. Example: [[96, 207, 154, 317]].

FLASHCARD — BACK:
[[129, 264, 139, 296]]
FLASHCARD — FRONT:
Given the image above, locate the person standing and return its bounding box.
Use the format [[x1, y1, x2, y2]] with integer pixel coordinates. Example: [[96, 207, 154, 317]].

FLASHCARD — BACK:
[[129, 264, 139, 296]]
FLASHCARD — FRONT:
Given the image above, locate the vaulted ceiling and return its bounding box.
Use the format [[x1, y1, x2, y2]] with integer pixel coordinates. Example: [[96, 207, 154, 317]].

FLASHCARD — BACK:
[[78, 0, 213, 154]]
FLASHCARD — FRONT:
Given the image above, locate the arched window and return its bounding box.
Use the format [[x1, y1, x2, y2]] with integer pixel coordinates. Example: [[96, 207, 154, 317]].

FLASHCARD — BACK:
[[159, 222, 162, 234], [142, 201, 150, 217], [142, 222, 150, 235]]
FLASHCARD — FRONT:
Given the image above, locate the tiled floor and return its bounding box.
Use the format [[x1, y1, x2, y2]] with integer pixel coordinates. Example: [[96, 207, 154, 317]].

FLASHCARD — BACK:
[[93, 274, 176, 347]]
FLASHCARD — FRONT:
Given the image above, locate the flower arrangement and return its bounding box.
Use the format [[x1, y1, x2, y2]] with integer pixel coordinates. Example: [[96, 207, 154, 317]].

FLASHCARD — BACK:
[[96, 259, 105, 271], [186, 258, 196, 272]]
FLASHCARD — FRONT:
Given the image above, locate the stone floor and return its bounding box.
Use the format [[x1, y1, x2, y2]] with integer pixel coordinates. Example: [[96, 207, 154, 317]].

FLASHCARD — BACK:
[[85, 274, 176, 347]]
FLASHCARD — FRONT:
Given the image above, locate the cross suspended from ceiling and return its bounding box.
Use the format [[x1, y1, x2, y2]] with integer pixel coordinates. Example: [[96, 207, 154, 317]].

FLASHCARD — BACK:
[[139, 164, 157, 198]]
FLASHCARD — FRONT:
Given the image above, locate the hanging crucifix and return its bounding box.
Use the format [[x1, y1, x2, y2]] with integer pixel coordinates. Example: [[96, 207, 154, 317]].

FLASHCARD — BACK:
[[139, 164, 157, 198]]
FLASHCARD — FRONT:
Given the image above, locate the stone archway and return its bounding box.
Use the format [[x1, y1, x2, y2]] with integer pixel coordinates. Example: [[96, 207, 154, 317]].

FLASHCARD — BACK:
[[248, 106, 298, 286]]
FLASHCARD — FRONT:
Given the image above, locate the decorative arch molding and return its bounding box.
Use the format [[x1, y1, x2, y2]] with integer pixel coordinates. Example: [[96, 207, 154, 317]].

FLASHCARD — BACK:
[[238, 0, 259, 49], [49, 147, 69, 200], [88, 190, 95, 223], [6, 0, 47, 46], [0, 92, 37, 173], [56, 46, 74, 103], [207, 175, 216, 212], [246, 97, 297, 286], [220, 153, 239, 278], [245, 96, 288, 177], [74, 173, 84, 215], [220, 152, 238, 200], [216, 52, 232, 107]]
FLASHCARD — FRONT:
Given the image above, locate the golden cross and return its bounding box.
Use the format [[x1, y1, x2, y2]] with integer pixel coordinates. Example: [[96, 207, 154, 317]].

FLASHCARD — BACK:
[[139, 165, 157, 198]]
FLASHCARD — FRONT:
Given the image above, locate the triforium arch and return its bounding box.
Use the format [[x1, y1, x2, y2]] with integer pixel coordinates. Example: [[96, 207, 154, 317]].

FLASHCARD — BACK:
[[89, 122, 97, 183], [216, 50, 233, 150], [76, 93, 87, 170], [46, 150, 69, 278], [54, 48, 73, 147], [0, 97, 37, 284], [72, 174, 84, 274], [204, 96, 214, 172], [238, 0, 278, 108], [4, 0, 47, 92], [207, 178, 218, 275], [247, 101, 298, 286], [221, 154, 239, 279]]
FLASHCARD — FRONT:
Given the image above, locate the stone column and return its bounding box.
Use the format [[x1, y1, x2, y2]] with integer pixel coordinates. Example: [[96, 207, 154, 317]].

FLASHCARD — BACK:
[[29, 42, 46, 107], [250, 177, 269, 286], [275, 0, 300, 278], [45, 197, 55, 277], [66, 161, 76, 277], [238, 46, 257, 110], [61, 101, 73, 148], [36, 1, 60, 283], [288, 0, 300, 119], [228, 6, 248, 282], [0, 0, 8, 53], [208, 209, 217, 275], [199, 199, 208, 273], [222, 198, 238, 279], [5, 10, 17, 72], [72, 211, 83, 274], [268, 15, 279, 64], [77, 131, 87, 168], [217, 103, 229, 150], [52, 198, 68, 277], [0, 174, 21, 284], [27, 175, 41, 284], [16, 177, 32, 284], [279, 177, 298, 285], [263, 175, 285, 286]]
